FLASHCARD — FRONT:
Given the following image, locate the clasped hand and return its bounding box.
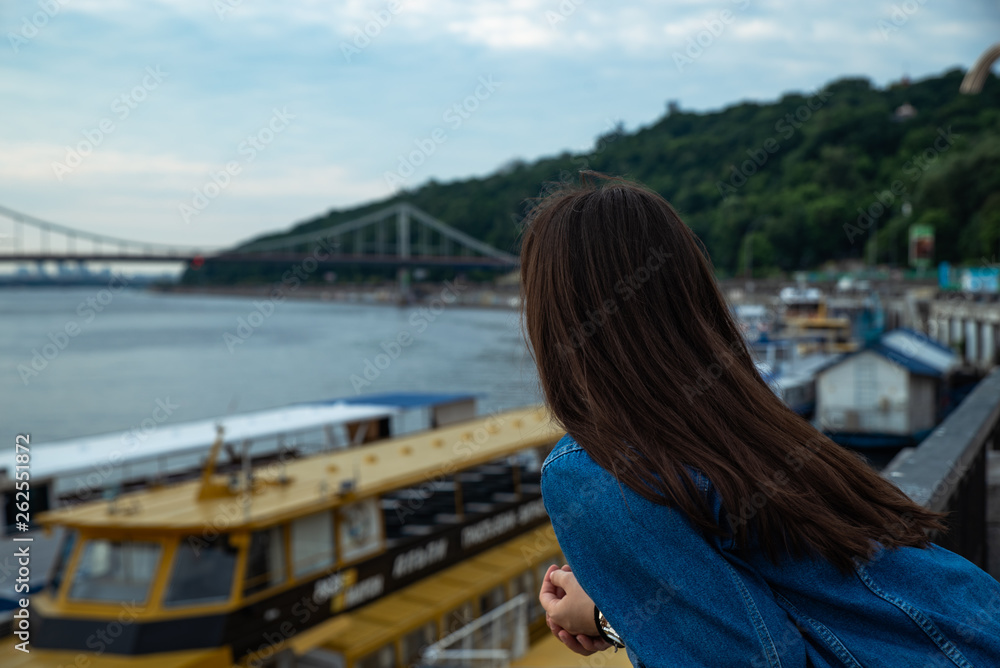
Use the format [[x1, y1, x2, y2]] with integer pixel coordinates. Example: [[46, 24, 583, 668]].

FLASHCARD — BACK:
[[538, 564, 612, 656]]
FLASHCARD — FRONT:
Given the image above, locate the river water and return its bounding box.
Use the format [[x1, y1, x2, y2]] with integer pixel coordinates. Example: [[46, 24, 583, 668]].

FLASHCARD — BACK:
[[0, 287, 541, 445]]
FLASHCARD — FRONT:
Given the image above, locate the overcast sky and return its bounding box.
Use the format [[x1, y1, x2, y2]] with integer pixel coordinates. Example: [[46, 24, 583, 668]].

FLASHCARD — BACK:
[[1, 0, 997, 255]]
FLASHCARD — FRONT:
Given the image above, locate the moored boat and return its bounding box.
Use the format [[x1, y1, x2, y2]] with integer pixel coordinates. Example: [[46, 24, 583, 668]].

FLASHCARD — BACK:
[[0, 404, 561, 667]]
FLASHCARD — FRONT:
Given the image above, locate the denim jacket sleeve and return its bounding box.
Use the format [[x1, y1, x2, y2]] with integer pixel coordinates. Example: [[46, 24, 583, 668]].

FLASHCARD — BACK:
[[540, 434, 1000, 668], [541, 435, 807, 667]]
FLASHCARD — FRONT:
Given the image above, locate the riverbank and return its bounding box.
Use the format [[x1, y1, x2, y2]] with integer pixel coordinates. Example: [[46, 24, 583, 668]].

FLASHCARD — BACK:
[[149, 282, 521, 309]]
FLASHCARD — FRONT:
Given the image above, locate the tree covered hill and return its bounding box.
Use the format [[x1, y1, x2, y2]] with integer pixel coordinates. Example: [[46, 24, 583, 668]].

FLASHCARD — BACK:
[[185, 68, 1000, 285]]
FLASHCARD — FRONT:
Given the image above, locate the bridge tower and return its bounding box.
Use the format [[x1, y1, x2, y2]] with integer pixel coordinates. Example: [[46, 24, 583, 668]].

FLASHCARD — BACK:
[[397, 203, 411, 302]]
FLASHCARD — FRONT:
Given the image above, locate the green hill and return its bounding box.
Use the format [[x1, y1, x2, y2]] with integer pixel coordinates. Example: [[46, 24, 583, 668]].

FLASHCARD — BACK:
[[184, 67, 1000, 285]]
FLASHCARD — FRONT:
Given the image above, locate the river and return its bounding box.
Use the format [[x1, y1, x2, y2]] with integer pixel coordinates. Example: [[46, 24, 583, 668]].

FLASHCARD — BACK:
[[0, 287, 541, 444]]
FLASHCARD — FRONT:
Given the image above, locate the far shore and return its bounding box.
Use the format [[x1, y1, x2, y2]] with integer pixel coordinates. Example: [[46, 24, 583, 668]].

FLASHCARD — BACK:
[[148, 282, 522, 309]]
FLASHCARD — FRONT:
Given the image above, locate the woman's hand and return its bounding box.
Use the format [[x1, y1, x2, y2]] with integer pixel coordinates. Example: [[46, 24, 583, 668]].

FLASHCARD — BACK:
[[539, 564, 612, 655]]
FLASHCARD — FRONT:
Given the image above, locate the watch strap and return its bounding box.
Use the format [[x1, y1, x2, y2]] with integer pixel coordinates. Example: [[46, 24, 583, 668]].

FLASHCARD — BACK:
[[593, 605, 625, 649]]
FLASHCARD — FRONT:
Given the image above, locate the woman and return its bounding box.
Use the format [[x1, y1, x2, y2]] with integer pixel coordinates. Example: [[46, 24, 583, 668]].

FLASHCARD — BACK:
[[523, 173, 1000, 667]]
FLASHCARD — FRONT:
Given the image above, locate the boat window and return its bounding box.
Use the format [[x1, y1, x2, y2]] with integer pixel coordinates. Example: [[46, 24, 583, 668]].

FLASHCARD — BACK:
[[300, 648, 345, 668], [442, 601, 474, 636], [49, 529, 78, 595], [400, 621, 436, 666], [476, 584, 510, 647], [244, 526, 287, 596], [509, 569, 540, 620], [338, 499, 382, 563], [355, 643, 395, 668], [164, 534, 238, 606], [291, 511, 335, 578], [68, 538, 160, 603], [479, 585, 505, 616]]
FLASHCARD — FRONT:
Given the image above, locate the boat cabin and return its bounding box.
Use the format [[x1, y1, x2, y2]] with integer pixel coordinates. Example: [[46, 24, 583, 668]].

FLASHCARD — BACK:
[[1, 405, 559, 668]]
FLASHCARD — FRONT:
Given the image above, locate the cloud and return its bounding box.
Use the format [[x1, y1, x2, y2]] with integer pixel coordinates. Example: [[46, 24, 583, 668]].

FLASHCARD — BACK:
[[730, 18, 784, 42], [445, 13, 553, 50]]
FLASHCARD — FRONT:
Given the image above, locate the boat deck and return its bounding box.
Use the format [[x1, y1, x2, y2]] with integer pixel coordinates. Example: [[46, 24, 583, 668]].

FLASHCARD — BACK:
[[39, 406, 557, 532]]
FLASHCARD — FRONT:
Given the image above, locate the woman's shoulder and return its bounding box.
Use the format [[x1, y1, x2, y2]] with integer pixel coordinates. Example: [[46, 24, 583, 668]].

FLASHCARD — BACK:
[[541, 433, 588, 473], [542, 433, 714, 496], [540, 434, 616, 507], [540, 433, 722, 529]]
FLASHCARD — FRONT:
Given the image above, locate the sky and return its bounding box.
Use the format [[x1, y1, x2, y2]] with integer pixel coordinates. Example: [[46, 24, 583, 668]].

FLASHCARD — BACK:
[[0, 0, 998, 260]]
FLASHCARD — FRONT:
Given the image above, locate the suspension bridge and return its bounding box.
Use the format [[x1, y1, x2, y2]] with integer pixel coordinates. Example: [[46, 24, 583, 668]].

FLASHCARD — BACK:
[[0, 203, 520, 271]]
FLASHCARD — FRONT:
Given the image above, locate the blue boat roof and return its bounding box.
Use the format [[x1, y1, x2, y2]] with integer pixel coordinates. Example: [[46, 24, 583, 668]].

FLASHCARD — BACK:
[[330, 392, 479, 409]]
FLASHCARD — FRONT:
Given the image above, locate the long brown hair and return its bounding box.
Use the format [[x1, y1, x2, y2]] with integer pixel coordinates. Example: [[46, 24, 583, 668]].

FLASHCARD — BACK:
[[520, 173, 943, 572]]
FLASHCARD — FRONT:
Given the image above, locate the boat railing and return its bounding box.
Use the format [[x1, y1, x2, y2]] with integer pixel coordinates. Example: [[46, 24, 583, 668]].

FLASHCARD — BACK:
[[884, 366, 1000, 569], [419, 593, 530, 668]]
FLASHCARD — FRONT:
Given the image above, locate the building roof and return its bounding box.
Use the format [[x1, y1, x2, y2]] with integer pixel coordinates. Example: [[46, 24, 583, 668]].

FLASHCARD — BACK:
[[880, 328, 958, 373], [817, 328, 957, 379], [867, 343, 943, 377], [769, 352, 844, 387]]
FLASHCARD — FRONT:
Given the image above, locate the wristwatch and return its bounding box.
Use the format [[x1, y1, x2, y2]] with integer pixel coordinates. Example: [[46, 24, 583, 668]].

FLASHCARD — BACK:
[[594, 605, 625, 650]]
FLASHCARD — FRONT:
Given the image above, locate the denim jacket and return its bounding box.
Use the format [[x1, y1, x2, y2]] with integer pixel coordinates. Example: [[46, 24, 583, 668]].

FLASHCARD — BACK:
[[541, 434, 1000, 667]]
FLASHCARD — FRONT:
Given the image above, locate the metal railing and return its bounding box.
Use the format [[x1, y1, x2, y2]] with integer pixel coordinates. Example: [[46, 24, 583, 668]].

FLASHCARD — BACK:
[[884, 367, 1000, 569], [419, 594, 529, 668]]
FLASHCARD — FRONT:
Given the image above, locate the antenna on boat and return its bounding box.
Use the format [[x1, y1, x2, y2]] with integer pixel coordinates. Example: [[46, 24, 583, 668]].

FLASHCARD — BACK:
[[242, 441, 253, 518], [339, 457, 360, 496], [279, 452, 289, 485], [197, 424, 227, 501], [241, 439, 253, 488], [104, 484, 121, 515], [277, 433, 290, 484]]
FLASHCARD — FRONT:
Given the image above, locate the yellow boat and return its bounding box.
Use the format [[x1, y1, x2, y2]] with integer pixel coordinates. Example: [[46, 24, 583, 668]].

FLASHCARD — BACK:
[[1, 405, 598, 667]]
